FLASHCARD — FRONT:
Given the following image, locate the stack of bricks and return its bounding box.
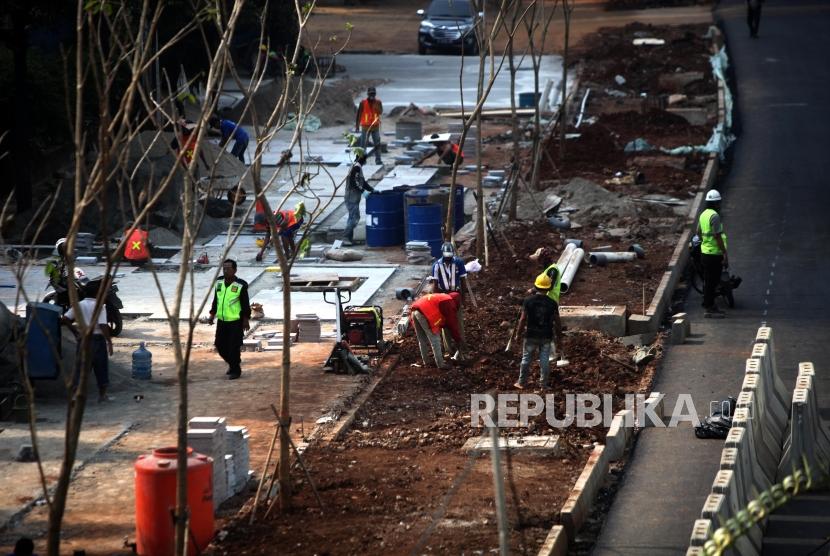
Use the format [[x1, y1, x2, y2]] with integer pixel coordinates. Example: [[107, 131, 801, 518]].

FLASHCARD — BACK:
[[225, 425, 252, 494], [187, 417, 228, 505], [187, 417, 253, 508], [295, 314, 321, 342]]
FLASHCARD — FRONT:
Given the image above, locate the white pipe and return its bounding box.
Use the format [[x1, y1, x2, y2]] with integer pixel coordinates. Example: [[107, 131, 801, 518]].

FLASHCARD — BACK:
[[560, 248, 585, 293], [556, 242, 576, 269], [589, 251, 637, 266], [575, 88, 592, 128]]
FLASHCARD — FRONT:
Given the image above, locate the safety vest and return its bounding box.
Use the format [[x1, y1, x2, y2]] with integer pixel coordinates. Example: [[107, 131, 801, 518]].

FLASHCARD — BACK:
[[358, 99, 381, 129], [214, 279, 244, 321], [699, 208, 726, 255], [124, 229, 150, 261], [411, 293, 453, 334], [543, 263, 562, 304], [179, 133, 198, 167], [277, 209, 298, 230]]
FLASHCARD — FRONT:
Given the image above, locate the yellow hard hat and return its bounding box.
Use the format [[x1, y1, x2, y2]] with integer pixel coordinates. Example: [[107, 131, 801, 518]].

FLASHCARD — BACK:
[[534, 273, 552, 290], [255, 238, 265, 248]]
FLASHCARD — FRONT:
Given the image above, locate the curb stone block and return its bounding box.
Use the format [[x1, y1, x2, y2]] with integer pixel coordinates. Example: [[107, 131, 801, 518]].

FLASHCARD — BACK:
[[560, 445, 609, 539], [536, 525, 568, 556]]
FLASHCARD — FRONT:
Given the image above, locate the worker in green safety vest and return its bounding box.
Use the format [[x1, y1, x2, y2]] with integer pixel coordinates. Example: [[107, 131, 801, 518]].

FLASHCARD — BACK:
[[698, 189, 729, 318], [530, 247, 563, 306], [208, 259, 251, 379]]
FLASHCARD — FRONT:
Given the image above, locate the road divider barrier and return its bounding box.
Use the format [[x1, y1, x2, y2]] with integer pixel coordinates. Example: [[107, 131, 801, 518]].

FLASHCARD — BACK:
[[688, 326, 788, 555]]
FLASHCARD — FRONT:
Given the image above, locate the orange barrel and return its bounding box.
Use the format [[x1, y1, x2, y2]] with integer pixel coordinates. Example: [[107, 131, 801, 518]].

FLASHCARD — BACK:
[[135, 447, 214, 556]]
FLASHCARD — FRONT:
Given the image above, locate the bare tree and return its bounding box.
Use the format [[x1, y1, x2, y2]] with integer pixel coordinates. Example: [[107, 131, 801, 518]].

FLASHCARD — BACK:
[[2, 1, 350, 554]]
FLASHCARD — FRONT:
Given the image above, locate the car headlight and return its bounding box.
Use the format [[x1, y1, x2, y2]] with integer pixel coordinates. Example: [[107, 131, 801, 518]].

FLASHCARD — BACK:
[[420, 21, 435, 29]]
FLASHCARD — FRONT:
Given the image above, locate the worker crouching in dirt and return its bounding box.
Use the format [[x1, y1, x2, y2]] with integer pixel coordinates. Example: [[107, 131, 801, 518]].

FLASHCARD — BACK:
[[410, 292, 467, 369], [423, 133, 464, 166], [255, 201, 307, 261], [514, 274, 562, 390]]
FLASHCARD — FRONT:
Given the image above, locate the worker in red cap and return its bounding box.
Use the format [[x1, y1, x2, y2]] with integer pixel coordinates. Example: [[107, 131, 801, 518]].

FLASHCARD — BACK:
[[410, 290, 466, 369]]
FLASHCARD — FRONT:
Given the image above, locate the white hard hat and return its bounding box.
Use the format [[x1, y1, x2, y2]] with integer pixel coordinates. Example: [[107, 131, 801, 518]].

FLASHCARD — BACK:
[[441, 242, 455, 257], [55, 238, 67, 249], [705, 189, 722, 202]]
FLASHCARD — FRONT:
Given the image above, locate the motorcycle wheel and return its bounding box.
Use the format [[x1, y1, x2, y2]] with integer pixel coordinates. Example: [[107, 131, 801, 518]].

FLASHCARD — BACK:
[[107, 306, 123, 337]]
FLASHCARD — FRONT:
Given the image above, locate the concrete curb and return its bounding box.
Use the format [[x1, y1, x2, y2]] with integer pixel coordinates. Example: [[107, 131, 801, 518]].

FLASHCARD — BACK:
[[626, 76, 725, 335], [322, 353, 399, 442], [559, 445, 610, 539], [536, 525, 569, 556]]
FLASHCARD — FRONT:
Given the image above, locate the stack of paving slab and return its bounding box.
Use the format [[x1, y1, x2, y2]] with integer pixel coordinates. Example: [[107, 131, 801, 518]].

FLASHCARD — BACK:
[[188, 417, 252, 508], [295, 313, 321, 342], [687, 327, 790, 555]]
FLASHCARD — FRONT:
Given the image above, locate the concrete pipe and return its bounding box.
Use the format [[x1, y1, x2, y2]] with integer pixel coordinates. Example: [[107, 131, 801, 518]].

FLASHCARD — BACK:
[[547, 215, 571, 230], [559, 248, 585, 294], [589, 251, 637, 266], [629, 243, 646, 258], [564, 239, 583, 249], [556, 242, 576, 269]]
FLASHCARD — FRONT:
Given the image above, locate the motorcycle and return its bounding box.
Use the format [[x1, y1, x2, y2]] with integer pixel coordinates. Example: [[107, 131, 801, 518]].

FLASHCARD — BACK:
[[43, 273, 124, 337], [687, 235, 742, 308]]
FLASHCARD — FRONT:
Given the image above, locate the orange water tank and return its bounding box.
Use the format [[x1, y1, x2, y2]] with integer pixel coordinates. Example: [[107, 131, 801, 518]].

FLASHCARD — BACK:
[[135, 447, 214, 556]]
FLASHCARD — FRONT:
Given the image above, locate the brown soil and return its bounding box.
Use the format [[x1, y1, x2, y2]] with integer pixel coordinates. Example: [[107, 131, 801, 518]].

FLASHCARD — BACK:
[[208, 19, 707, 556]]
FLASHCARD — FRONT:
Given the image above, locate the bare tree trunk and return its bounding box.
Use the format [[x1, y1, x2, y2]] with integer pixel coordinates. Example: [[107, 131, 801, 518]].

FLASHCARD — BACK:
[[507, 5, 520, 222], [559, 0, 573, 165]]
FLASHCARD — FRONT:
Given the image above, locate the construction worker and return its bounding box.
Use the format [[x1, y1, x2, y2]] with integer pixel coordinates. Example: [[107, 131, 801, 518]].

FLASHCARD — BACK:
[[61, 285, 114, 402], [431, 242, 468, 353], [171, 119, 208, 171], [208, 259, 251, 380], [122, 222, 151, 266], [698, 189, 728, 318], [423, 133, 464, 166], [209, 116, 249, 164], [355, 86, 383, 165], [342, 151, 375, 246], [514, 274, 562, 390], [410, 292, 465, 370], [255, 202, 307, 261]]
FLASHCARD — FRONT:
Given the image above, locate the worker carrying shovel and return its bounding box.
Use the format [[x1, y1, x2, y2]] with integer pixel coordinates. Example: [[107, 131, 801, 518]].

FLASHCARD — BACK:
[[410, 291, 467, 369], [513, 273, 562, 390]]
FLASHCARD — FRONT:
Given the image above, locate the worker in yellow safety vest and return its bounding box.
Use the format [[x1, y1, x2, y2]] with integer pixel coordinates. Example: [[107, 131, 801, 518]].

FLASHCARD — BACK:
[[208, 259, 251, 379], [698, 189, 729, 318]]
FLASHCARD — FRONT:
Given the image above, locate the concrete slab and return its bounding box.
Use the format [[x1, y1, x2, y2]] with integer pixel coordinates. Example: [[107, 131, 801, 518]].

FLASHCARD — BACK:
[[461, 435, 560, 455], [333, 54, 564, 111], [251, 264, 397, 320], [560, 305, 628, 337]]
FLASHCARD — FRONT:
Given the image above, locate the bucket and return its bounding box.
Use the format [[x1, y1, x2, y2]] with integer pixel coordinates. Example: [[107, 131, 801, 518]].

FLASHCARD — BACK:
[[407, 203, 443, 257], [366, 190, 405, 247], [25, 303, 63, 380]]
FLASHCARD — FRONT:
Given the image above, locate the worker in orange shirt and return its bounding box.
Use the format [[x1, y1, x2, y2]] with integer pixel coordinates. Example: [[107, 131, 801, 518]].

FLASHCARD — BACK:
[[355, 86, 383, 165], [410, 291, 466, 369], [123, 222, 152, 266], [255, 202, 307, 261]]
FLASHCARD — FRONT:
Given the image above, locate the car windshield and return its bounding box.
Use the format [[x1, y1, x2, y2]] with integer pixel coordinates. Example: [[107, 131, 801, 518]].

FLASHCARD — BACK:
[[427, 0, 472, 18]]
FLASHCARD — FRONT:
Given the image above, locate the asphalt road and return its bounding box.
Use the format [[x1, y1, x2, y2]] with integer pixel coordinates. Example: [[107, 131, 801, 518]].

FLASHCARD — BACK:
[[593, 1, 830, 554]]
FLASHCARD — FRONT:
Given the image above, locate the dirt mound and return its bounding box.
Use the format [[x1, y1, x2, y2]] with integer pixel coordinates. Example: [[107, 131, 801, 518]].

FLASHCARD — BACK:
[[225, 77, 380, 128], [577, 23, 714, 93], [600, 110, 711, 148]]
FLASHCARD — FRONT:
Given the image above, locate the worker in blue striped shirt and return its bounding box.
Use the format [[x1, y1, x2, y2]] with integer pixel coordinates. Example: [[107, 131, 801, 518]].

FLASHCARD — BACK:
[[431, 242, 468, 359]]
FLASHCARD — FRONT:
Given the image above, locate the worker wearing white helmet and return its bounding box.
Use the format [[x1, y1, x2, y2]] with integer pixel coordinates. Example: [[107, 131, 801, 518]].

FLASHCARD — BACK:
[[698, 189, 728, 318], [431, 242, 469, 359]]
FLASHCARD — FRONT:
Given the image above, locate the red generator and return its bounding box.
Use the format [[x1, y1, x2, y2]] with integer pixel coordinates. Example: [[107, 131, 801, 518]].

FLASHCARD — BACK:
[[342, 305, 383, 353]]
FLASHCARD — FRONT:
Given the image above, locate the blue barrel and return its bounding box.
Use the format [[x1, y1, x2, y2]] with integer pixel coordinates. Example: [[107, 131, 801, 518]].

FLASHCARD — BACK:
[[366, 190, 405, 247], [26, 303, 63, 380], [453, 186, 465, 231], [407, 203, 443, 257], [518, 91, 541, 108], [132, 341, 153, 380]]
